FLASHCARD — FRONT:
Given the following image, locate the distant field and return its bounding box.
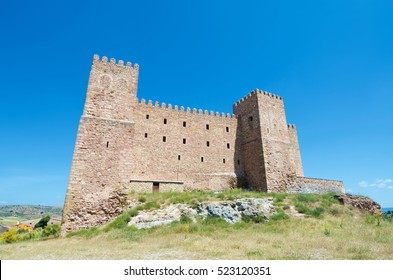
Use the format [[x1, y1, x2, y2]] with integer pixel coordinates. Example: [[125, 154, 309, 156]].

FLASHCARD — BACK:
[[1, 191, 392, 260]]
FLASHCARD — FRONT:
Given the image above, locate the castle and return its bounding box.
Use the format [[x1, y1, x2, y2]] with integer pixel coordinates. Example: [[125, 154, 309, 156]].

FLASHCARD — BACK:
[[61, 55, 344, 232]]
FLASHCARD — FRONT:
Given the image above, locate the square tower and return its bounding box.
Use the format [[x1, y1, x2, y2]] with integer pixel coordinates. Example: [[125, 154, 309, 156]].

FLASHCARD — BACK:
[[233, 89, 303, 192]]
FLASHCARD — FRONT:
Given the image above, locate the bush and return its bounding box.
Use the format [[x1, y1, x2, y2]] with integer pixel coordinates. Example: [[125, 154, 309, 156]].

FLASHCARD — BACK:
[[270, 212, 289, 221], [138, 196, 147, 203], [2, 228, 18, 243], [34, 216, 50, 229], [42, 224, 61, 238]]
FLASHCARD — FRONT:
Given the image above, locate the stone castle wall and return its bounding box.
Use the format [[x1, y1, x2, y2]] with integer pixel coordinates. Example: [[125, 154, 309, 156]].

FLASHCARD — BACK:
[[61, 54, 344, 232], [130, 100, 239, 191], [288, 177, 344, 194]]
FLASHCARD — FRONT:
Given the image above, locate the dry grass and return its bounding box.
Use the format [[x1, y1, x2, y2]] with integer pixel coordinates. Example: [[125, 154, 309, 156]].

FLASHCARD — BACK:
[[1, 192, 393, 260]]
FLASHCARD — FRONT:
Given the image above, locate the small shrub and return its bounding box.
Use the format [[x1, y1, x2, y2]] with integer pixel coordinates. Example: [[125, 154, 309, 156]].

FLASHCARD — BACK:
[[42, 224, 61, 238], [270, 212, 289, 221], [2, 228, 18, 243], [129, 209, 139, 217], [138, 196, 147, 203], [142, 201, 160, 210], [294, 201, 310, 214]]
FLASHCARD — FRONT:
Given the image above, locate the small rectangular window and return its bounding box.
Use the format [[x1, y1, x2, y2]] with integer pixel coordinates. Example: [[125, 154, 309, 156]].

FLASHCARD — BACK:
[[163, 136, 167, 142], [144, 133, 148, 138], [226, 127, 229, 132], [106, 141, 109, 148], [249, 116, 253, 122], [206, 141, 210, 147], [206, 124, 210, 130], [201, 157, 204, 162], [237, 160, 240, 165], [146, 114, 149, 119], [183, 138, 186, 144], [227, 143, 230, 149], [178, 155, 181, 160], [183, 121, 186, 127], [164, 118, 167, 124], [223, 158, 226, 164]]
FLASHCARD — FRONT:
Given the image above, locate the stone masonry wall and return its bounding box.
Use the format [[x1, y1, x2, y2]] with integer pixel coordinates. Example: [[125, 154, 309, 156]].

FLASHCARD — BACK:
[[130, 100, 239, 191], [288, 125, 304, 177], [62, 117, 135, 232], [288, 176, 344, 194], [256, 90, 299, 193], [233, 92, 267, 191], [129, 180, 184, 193]]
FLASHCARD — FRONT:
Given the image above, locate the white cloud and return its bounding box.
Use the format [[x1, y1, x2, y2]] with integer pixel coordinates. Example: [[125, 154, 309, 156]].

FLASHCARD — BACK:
[[359, 181, 368, 187], [358, 179, 393, 189]]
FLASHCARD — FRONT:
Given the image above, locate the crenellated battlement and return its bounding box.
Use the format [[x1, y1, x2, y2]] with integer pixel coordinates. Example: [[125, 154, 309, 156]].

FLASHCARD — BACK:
[[137, 98, 236, 119], [233, 88, 283, 107], [93, 54, 139, 70]]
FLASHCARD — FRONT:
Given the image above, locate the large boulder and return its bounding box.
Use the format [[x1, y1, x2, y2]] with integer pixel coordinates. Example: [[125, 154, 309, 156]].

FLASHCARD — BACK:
[[334, 194, 382, 215]]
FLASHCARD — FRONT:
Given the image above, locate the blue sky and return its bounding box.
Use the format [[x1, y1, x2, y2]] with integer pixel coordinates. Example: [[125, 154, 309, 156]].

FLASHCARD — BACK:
[[0, 0, 392, 207]]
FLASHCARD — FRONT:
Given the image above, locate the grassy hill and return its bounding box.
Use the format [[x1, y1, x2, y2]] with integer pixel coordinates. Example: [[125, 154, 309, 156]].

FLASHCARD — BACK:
[[0, 190, 392, 260]]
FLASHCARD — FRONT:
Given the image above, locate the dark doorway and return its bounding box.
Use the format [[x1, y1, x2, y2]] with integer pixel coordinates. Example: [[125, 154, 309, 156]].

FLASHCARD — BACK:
[[153, 182, 160, 192]]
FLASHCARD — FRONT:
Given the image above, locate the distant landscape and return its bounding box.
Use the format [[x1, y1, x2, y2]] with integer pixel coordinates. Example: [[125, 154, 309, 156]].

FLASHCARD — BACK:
[[0, 205, 63, 227]]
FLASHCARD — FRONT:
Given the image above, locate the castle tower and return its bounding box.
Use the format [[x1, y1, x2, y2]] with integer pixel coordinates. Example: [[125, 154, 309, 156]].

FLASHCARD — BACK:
[[62, 55, 139, 232], [234, 89, 303, 192]]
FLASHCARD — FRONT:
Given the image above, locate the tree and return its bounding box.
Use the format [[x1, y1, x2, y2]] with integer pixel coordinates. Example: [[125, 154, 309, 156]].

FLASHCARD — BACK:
[[34, 216, 50, 230]]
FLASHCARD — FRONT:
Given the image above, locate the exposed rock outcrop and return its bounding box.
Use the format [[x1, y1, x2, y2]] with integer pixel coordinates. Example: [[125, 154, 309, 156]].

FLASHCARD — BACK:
[[128, 198, 276, 229], [334, 194, 382, 215]]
